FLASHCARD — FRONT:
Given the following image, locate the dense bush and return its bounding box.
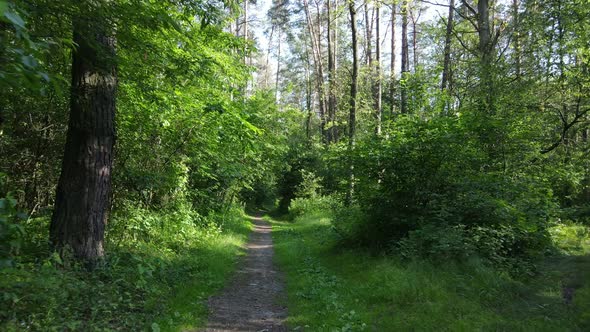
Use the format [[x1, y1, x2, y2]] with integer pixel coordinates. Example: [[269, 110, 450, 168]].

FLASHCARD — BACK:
[[326, 115, 559, 266]]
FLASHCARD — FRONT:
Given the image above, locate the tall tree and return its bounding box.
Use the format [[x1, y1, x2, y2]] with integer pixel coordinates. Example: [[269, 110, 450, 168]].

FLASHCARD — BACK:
[[327, 0, 338, 142], [364, 1, 373, 66], [303, 0, 327, 140], [475, 0, 494, 112], [374, 2, 382, 134], [441, 0, 455, 93], [390, 0, 396, 115], [512, 0, 521, 80], [50, 3, 116, 262], [400, 0, 409, 113], [409, 3, 421, 70], [346, 0, 359, 205]]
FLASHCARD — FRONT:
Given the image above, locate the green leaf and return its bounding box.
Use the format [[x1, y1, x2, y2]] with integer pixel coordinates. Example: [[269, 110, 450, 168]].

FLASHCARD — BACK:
[[0, 1, 7, 15], [21, 55, 37, 68], [151, 322, 160, 332], [4, 10, 25, 30]]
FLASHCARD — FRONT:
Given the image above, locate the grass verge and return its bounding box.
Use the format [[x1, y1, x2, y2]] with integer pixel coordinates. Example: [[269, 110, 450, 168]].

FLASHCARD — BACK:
[[0, 205, 252, 331], [270, 212, 590, 331]]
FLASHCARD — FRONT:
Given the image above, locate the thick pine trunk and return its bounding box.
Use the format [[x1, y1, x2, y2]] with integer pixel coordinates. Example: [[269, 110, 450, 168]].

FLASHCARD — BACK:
[[50, 15, 117, 262]]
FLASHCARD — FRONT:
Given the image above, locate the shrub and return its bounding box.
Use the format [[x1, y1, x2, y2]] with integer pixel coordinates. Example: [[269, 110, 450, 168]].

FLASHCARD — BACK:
[[339, 115, 556, 264], [0, 192, 27, 268], [289, 195, 337, 220]]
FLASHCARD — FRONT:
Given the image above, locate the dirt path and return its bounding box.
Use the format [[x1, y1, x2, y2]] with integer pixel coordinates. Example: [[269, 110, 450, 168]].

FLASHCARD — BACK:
[[202, 216, 287, 332]]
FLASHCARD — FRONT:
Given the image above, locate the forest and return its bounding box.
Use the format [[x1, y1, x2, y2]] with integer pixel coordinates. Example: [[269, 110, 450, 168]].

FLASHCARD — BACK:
[[1, 0, 589, 330]]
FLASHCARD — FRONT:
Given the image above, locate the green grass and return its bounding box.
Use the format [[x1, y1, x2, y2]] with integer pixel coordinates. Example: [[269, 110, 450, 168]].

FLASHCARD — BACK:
[[0, 206, 252, 331], [270, 212, 590, 331]]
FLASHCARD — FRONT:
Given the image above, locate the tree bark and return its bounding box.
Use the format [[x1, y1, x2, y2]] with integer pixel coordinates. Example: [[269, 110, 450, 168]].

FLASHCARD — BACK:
[[374, 3, 382, 134], [50, 13, 117, 262], [400, 0, 409, 114], [390, 1, 396, 115], [364, 2, 373, 66], [441, 0, 454, 93], [347, 0, 359, 205], [303, 0, 327, 141], [410, 5, 419, 71], [512, 0, 521, 80], [244, 0, 249, 64], [275, 26, 281, 106], [477, 0, 494, 112], [327, 0, 338, 142]]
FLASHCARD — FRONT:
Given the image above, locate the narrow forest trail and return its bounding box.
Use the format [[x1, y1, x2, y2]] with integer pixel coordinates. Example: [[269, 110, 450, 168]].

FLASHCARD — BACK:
[[201, 216, 287, 332]]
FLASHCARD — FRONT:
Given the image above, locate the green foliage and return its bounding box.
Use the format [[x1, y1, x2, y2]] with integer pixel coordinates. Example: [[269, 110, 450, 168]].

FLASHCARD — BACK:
[[328, 114, 558, 266], [0, 1, 51, 90], [0, 206, 250, 331], [550, 223, 590, 254], [271, 210, 589, 331], [289, 195, 338, 220], [0, 196, 26, 268]]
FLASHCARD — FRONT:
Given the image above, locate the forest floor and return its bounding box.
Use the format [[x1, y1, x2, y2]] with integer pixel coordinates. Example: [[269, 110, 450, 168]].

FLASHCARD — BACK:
[[202, 215, 287, 332]]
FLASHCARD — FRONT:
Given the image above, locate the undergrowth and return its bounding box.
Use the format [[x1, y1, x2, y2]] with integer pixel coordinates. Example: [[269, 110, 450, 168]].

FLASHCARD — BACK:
[[270, 210, 590, 331], [0, 204, 251, 331]]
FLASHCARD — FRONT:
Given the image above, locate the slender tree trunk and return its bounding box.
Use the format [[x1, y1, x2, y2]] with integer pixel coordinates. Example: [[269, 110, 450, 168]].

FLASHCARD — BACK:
[[50, 12, 117, 262], [347, 0, 359, 205], [410, 7, 419, 71], [305, 45, 313, 140], [364, 2, 373, 66], [265, 25, 275, 88], [390, 1, 396, 115], [400, 0, 409, 114], [327, 0, 338, 143], [441, 0, 455, 114], [244, 0, 248, 64], [303, 0, 327, 140], [374, 4, 382, 134], [275, 26, 282, 107], [477, 0, 494, 112], [314, 0, 328, 139], [441, 0, 454, 91], [512, 0, 521, 80]]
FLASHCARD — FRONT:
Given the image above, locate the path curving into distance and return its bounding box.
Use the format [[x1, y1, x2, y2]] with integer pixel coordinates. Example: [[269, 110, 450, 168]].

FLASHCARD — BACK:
[[201, 215, 287, 332]]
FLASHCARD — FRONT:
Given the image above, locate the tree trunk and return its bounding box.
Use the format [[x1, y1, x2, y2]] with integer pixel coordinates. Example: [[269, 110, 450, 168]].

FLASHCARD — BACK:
[[275, 26, 281, 106], [347, 0, 359, 205], [477, 0, 494, 112], [441, 0, 454, 103], [303, 0, 327, 141], [400, 0, 409, 114], [265, 25, 275, 88], [327, 0, 338, 143], [512, 0, 521, 80], [364, 2, 373, 66], [441, 0, 454, 91], [390, 1, 396, 115], [50, 13, 117, 262], [374, 4, 382, 134], [410, 6, 419, 71], [244, 0, 248, 64]]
